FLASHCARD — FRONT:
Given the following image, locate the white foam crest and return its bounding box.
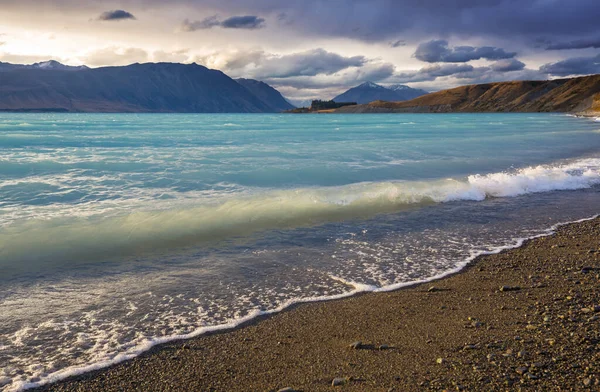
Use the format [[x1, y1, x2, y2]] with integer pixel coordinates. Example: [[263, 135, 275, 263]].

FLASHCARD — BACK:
[[467, 159, 600, 197], [10, 214, 599, 392]]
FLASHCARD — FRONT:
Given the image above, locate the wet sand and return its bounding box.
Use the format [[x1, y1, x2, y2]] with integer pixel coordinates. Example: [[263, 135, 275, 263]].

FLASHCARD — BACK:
[[38, 218, 600, 391]]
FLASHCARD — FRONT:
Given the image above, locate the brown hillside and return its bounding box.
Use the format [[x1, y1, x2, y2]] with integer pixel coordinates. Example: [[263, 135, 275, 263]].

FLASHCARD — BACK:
[[335, 74, 600, 114]]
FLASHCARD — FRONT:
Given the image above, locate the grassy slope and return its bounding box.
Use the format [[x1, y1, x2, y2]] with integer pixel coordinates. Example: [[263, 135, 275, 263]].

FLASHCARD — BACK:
[[335, 74, 600, 114]]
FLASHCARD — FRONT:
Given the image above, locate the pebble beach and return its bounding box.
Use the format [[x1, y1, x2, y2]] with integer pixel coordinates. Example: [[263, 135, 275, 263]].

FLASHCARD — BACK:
[[35, 217, 600, 391]]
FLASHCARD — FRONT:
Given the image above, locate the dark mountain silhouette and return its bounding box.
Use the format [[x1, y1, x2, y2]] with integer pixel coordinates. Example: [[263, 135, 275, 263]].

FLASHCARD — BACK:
[[0, 62, 290, 113], [236, 78, 295, 112]]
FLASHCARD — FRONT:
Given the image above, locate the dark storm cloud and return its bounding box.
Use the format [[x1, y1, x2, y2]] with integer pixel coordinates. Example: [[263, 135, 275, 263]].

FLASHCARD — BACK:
[[151, 0, 600, 43], [414, 40, 516, 63], [179, 15, 265, 32], [4, 0, 600, 44], [540, 54, 600, 77], [97, 10, 136, 21], [546, 37, 600, 51]]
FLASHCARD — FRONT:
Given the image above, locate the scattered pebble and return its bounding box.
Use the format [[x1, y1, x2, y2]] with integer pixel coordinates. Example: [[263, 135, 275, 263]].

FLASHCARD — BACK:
[[515, 367, 528, 375], [332, 377, 347, 387], [583, 378, 591, 387]]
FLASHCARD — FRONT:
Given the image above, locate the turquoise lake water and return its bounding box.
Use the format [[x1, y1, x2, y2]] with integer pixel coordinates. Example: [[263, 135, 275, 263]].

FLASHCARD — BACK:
[[1, 113, 600, 390]]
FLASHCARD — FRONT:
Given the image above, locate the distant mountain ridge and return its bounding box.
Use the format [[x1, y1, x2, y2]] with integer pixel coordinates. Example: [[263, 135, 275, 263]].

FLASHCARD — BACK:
[[0, 61, 292, 113], [235, 78, 295, 112], [335, 75, 600, 115], [333, 82, 428, 104], [0, 60, 89, 72]]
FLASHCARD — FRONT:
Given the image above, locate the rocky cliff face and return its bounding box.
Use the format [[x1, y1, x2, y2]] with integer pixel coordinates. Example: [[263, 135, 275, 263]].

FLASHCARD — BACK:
[[0, 62, 288, 113], [335, 75, 600, 114]]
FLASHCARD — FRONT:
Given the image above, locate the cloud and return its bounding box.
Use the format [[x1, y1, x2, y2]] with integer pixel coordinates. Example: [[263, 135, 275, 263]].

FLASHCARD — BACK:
[[98, 0, 598, 43], [221, 15, 265, 29], [490, 58, 526, 72], [153, 49, 190, 63], [195, 48, 368, 79], [179, 15, 265, 32], [81, 47, 149, 66], [97, 10, 136, 21], [394, 63, 476, 83], [266, 62, 395, 89], [414, 40, 516, 63], [390, 59, 542, 85], [390, 40, 406, 48], [0, 52, 64, 65], [179, 16, 220, 31], [546, 37, 600, 50], [539, 54, 600, 76]]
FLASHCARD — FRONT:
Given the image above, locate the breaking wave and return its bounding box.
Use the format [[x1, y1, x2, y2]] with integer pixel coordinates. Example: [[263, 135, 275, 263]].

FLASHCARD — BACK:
[[2, 157, 600, 265]]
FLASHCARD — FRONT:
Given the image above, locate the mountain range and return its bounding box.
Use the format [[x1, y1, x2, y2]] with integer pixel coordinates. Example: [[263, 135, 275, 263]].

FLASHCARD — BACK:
[[335, 75, 600, 115], [0, 61, 294, 113], [332, 82, 428, 104]]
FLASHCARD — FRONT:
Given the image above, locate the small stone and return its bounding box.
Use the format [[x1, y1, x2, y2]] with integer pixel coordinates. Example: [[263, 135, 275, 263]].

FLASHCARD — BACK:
[[526, 324, 538, 330], [583, 378, 591, 387], [349, 341, 362, 350], [332, 377, 347, 387], [471, 321, 483, 328], [428, 286, 439, 292], [278, 388, 296, 392], [517, 350, 528, 358], [378, 344, 390, 350], [463, 344, 478, 350], [486, 353, 496, 362], [500, 286, 521, 292], [516, 367, 528, 375], [436, 357, 445, 364], [0, 377, 11, 388]]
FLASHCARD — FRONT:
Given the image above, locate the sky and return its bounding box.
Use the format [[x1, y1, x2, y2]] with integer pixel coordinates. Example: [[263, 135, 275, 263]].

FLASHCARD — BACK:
[[1, 0, 599, 104]]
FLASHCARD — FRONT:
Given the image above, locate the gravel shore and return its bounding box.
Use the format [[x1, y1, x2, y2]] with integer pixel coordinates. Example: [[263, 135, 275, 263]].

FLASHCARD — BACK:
[[38, 218, 600, 391]]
